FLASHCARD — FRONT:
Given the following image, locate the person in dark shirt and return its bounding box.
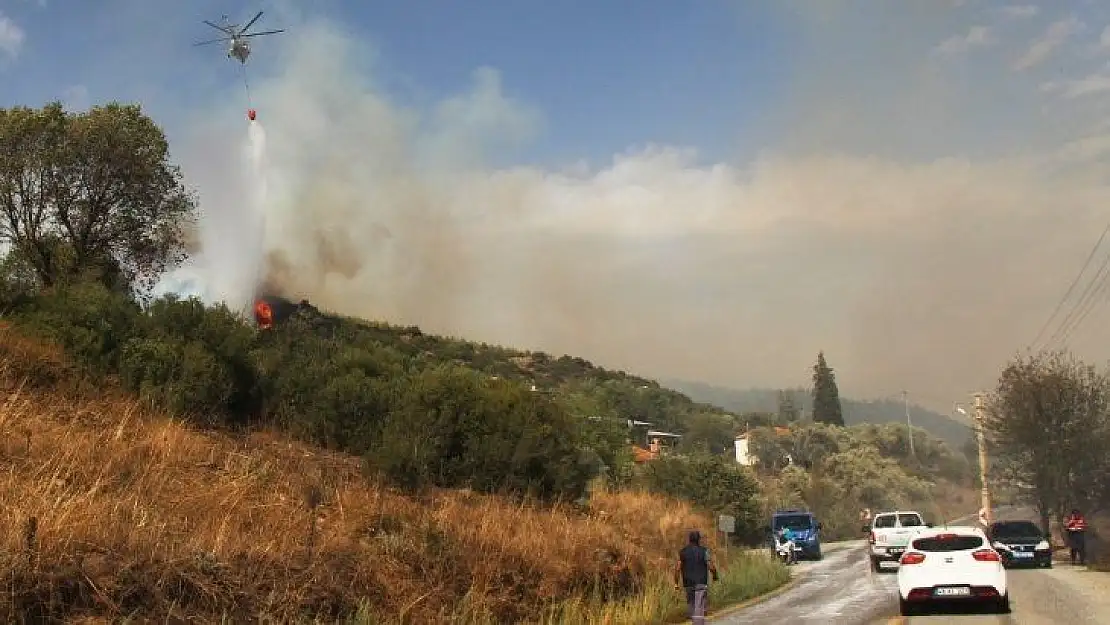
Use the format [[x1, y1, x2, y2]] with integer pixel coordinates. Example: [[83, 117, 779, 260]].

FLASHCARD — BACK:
[[674, 530, 719, 624]]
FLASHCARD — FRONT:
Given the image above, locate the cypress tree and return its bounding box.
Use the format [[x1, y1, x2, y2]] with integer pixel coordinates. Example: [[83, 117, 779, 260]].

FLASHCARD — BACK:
[[811, 351, 844, 426]]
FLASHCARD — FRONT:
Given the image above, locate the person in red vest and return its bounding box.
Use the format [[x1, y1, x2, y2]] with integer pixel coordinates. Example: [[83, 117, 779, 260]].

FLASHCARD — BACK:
[[1065, 508, 1088, 565]]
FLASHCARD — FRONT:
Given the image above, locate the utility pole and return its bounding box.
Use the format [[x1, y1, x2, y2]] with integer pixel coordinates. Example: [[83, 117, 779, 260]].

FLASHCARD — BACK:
[[903, 390, 916, 459], [973, 392, 992, 526]]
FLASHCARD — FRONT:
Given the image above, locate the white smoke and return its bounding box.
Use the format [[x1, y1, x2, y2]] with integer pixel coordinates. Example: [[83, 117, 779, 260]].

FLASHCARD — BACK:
[[156, 118, 270, 315], [158, 8, 1110, 411]]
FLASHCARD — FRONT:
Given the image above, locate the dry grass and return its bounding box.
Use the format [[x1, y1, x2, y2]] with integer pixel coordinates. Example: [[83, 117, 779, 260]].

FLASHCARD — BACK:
[[0, 328, 775, 623]]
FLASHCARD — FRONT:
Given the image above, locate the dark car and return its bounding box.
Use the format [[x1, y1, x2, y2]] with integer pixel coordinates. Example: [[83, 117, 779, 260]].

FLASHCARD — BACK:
[[987, 520, 1052, 568]]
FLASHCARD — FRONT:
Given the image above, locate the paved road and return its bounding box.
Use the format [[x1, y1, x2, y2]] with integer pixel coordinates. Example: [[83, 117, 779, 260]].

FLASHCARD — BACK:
[[712, 539, 896, 625], [713, 506, 1110, 625], [871, 564, 1110, 624]]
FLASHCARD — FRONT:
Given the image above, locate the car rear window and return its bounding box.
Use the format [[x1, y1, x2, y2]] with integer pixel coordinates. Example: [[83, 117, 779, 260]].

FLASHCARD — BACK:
[[990, 521, 1041, 538], [873, 515, 896, 528], [912, 535, 984, 552], [898, 514, 923, 527]]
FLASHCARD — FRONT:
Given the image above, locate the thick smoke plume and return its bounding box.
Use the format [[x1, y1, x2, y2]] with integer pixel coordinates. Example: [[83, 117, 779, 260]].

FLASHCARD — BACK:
[[174, 6, 1110, 411]]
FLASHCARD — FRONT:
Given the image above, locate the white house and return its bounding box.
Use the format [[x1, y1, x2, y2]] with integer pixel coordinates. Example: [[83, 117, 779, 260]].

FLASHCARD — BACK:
[[734, 429, 794, 467], [734, 434, 756, 466]]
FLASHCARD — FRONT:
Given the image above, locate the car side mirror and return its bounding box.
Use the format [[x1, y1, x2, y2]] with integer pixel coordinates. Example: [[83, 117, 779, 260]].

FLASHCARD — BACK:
[[817, 522, 823, 530]]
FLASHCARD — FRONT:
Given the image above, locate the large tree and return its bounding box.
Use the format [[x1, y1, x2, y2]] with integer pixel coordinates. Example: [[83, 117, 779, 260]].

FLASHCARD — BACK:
[[811, 351, 844, 426], [0, 101, 197, 294], [985, 350, 1110, 532]]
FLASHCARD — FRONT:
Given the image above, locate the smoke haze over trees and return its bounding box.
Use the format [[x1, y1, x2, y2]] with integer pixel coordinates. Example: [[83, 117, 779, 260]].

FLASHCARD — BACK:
[[150, 6, 1110, 412]]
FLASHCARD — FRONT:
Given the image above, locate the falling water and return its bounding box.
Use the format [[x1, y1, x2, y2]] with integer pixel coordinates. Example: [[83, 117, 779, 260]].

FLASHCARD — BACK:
[[244, 119, 270, 303]]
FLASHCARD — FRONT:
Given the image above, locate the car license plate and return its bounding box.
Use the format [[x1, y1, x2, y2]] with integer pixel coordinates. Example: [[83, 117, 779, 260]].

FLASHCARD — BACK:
[[933, 587, 972, 597], [889, 548, 904, 556], [1014, 552, 1033, 558]]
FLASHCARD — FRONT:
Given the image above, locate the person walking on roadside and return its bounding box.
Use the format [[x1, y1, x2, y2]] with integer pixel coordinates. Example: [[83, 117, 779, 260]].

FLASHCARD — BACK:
[[675, 530, 719, 624], [1065, 508, 1088, 565]]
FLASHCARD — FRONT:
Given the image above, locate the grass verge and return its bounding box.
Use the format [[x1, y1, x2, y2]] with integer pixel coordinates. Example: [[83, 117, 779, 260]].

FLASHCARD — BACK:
[[536, 549, 790, 625]]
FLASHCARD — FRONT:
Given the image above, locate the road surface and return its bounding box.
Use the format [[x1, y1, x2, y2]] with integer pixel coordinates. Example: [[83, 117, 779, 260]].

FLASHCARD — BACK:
[[712, 507, 1110, 625], [712, 539, 895, 624], [872, 564, 1110, 624]]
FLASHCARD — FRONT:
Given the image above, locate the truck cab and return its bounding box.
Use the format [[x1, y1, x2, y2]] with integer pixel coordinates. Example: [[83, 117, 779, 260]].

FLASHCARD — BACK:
[[866, 510, 928, 572], [771, 509, 823, 560]]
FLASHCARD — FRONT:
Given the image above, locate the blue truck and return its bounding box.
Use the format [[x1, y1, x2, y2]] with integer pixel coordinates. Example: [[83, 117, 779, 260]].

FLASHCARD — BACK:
[[770, 508, 824, 560]]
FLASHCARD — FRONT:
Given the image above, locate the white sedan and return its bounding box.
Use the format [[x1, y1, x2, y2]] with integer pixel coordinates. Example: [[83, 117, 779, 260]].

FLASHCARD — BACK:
[[896, 525, 1010, 616]]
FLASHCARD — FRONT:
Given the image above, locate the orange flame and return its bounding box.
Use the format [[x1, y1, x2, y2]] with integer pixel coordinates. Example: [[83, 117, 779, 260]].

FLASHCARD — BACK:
[[254, 299, 274, 330]]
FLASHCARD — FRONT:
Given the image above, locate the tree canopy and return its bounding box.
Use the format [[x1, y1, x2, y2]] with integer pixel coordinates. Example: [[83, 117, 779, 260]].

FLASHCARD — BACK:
[[985, 349, 1110, 530], [811, 351, 844, 426], [0, 101, 197, 294]]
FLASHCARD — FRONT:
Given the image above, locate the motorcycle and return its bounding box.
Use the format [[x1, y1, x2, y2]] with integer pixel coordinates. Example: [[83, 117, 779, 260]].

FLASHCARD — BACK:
[[775, 539, 801, 565]]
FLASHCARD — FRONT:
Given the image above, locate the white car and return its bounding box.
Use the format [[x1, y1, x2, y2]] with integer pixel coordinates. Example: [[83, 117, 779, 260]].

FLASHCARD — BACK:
[[896, 525, 1010, 616], [868, 510, 928, 572]]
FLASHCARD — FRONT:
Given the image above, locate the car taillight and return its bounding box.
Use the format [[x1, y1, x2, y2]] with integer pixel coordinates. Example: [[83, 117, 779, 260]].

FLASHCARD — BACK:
[[868, 531, 876, 544], [900, 552, 926, 565], [972, 549, 1000, 562]]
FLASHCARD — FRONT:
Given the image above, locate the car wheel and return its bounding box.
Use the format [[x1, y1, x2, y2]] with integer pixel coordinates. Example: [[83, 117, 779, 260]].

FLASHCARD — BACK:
[[996, 593, 1011, 614]]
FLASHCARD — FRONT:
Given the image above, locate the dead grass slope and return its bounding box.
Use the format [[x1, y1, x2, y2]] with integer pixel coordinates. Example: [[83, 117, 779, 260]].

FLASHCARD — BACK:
[[0, 327, 716, 623]]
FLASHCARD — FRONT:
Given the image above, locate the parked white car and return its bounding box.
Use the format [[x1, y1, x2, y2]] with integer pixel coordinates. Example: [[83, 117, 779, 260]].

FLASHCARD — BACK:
[[867, 510, 928, 572], [896, 525, 1010, 616]]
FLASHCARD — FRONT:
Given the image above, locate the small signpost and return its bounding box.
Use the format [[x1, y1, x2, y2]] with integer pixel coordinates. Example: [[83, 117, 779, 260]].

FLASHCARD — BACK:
[[718, 514, 736, 556]]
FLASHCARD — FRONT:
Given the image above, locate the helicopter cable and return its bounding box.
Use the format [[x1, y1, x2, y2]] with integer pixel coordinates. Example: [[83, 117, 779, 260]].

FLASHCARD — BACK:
[[239, 62, 253, 109]]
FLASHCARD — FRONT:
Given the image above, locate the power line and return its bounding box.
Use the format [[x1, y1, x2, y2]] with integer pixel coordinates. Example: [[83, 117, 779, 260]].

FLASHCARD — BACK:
[[1045, 240, 1110, 348], [1053, 260, 1110, 347], [1030, 222, 1110, 350]]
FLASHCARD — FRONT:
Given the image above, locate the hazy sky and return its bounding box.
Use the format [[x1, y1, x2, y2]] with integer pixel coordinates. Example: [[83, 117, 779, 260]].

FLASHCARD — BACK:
[[5, 0, 1110, 412]]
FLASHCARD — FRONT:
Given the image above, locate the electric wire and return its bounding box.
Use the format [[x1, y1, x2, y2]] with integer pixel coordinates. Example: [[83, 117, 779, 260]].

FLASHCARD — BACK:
[[1044, 234, 1110, 349], [1028, 222, 1110, 350]]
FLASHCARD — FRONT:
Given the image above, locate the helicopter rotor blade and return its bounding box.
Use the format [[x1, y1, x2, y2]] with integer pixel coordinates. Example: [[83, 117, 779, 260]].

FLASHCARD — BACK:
[[193, 37, 233, 46], [203, 19, 234, 34], [238, 11, 264, 35], [240, 29, 284, 38]]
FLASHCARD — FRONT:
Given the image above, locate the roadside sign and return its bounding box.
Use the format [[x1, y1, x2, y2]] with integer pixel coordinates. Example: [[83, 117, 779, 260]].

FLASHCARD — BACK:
[[718, 514, 736, 534]]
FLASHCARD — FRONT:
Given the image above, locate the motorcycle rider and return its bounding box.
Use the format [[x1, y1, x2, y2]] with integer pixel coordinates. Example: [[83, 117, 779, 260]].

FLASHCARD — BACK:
[[775, 525, 797, 563]]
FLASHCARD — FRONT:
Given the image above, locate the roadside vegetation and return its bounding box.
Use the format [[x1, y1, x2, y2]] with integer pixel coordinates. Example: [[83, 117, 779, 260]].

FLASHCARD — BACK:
[[983, 350, 1110, 565], [0, 100, 974, 621]]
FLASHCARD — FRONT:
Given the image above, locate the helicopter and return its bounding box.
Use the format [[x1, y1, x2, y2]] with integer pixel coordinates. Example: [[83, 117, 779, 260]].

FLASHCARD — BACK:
[[193, 11, 284, 65]]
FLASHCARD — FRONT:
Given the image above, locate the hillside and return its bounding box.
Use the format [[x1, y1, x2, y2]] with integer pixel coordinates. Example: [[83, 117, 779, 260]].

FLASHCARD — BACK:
[[666, 381, 973, 447], [256, 295, 738, 436], [0, 99, 975, 624], [0, 325, 790, 623]]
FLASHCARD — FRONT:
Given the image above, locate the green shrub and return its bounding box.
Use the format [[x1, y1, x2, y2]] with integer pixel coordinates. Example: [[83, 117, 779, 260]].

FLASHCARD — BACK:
[[642, 453, 763, 544], [16, 282, 141, 374], [365, 365, 594, 501]]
